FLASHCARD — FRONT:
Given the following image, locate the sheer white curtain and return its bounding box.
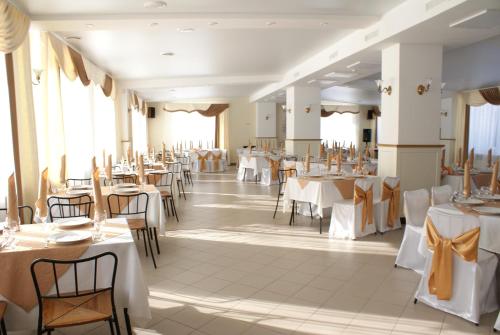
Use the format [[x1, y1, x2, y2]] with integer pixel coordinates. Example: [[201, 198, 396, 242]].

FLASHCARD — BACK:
[[132, 109, 147, 154], [93, 83, 117, 164], [468, 104, 500, 155], [321, 112, 359, 147], [0, 54, 15, 204]]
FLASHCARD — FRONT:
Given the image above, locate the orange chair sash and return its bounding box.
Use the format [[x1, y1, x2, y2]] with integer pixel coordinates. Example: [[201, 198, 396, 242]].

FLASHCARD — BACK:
[[354, 185, 373, 232], [381, 182, 400, 228], [197, 154, 207, 172], [426, 217, 479, 300]]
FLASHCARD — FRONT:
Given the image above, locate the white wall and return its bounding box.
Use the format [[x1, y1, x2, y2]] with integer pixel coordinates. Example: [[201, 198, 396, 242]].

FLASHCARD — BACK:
[[286, 86, 321, 139], [255, 102, 276, 138]]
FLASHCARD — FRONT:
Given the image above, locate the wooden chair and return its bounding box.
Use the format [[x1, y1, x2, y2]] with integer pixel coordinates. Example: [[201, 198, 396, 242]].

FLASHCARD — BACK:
[[47, 195, 93, 221], [0, 302, 7, 335], [30, 252, 120, 335], [0, 205, 34, 224], [107, 193, 157, 268], [147, 172, 179, 223], [273, 168, 297, 219], [65, 178, 92, 187]]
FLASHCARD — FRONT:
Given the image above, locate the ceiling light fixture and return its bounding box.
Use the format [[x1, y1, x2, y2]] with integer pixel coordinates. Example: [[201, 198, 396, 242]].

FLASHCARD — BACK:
[[320, 22, 329, 26], [307, 79, 316, 84], [65, 36, 81, 41], [144, 1, 167, 9], [208, 21, 218, 26], [325, 71, 355, 79], [266, 21, 276, 26], [85, 23, 94, 29], [169, 89, 176, 93], [161, 52, 175, 56], [177, 27, 195, 33], [150, 22, 159, 27]]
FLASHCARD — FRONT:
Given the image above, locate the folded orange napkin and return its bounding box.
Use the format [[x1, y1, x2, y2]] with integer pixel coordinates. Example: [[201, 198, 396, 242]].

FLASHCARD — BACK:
[[106, 155, 113, 180], [7, 173, 18, 224], [59, 154, 66, 184], [35, 168, 49, 218]]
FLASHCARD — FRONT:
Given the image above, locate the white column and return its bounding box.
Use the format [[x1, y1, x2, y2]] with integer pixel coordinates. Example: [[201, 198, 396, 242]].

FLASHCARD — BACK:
[[255, 102, 276, 146], [378, 44, 443, 200], [285, 86, 321, 157]]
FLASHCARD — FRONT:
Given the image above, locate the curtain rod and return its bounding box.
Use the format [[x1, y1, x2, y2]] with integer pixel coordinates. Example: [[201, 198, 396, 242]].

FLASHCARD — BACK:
[[462, 84, 500, 93]]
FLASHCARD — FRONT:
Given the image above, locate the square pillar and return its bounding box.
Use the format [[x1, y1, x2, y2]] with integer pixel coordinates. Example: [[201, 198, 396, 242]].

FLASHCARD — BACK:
[[378, 44, 444, 202], [255, 102, 277, 146], [285, 86, 321, 157]]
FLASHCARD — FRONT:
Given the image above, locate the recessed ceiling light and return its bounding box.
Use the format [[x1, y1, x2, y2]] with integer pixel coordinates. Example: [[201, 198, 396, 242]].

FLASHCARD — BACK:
[[307, 79, 316, 84], [65, 36, 81, 41], [320, 22, 329, 26], [161, 52, 175, 56], [169, 89, 176, 93], [85, 23, 94, 29], [266, 21, 276, 26], [320, 80, 336, 85], [177, 27, 195, 33], [208, 21, 218, 26], [325, 71, 356, 79], [144, 1, 167, 9], [150, 22, 159, 27]]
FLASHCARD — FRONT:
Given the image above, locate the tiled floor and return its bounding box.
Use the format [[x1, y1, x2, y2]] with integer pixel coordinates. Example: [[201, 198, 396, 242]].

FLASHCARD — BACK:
[[85, 168, 497, 334]]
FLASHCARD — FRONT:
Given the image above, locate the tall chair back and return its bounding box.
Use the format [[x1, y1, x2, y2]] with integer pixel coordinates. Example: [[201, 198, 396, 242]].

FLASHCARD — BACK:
[[47, 195, 93, 221]]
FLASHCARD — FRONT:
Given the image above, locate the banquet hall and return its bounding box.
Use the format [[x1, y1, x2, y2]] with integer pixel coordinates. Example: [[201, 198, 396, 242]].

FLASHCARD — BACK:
[[1, 0, 500, 334]]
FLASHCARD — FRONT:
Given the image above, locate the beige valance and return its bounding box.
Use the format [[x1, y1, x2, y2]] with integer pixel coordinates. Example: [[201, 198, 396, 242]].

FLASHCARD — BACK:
[[47, 33, 116, 99], [320, 105, 360, 117], [479, 87, 500, 105], [0, 0, 30, 53], [163, 103, 229, 117]]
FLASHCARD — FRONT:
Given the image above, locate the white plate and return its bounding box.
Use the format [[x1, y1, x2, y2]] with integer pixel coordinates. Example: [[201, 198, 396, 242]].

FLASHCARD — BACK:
[[475, 207, 500, 215], [55, 217, 92, 228], [115, 183, 137, 188], [116, 188, 140, 194], [49, 231, 92, 244], [475, 194, 500, 201], [454, 198, 485, 206], [66, 189, 91, 196]]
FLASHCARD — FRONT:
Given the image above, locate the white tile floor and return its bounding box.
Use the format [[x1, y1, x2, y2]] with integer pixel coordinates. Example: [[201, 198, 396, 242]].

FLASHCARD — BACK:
[[81, 168, 497, 334]]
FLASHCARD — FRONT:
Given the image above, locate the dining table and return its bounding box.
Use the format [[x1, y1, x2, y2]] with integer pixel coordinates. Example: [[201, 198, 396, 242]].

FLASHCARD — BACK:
[[54, 183, 166, 234], [0, 218, 151, 333], [283, 175, 381, 218]]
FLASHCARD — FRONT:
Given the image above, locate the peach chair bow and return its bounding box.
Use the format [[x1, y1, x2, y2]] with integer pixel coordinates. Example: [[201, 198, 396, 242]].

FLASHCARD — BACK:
[[266, 157, 280, 181], [381, 181, 400, 228], [354, 185, 373, 232], [197, 153, 207, 172], [212, 152, 222, 171], [425, 217, 479, 300]]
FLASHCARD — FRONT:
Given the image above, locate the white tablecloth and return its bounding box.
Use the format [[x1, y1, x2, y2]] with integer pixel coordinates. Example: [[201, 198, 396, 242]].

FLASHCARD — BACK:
[[420, 204, 500, 254], [190, 150, 227, 172], [237, 155, 272, 180], [2, 218, 151, 333], [283, 176, 381, 217]]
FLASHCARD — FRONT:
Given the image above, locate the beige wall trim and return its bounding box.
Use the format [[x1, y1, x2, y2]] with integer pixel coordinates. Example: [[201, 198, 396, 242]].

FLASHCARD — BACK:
[[440, 138, 456, 141], [285, 138, 321, 141], [378, 144, 445, 148], [255, 137, 277, 139]]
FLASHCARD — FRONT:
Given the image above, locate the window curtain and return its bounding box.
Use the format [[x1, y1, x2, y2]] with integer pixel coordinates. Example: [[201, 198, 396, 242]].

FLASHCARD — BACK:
[[480, 87, 500, 105], [0, 0, 30, 54], [12, 36, 39, 209], [468, 104, 500, 155], [0, 53, 14, 206], [163, 103, 228, 117]]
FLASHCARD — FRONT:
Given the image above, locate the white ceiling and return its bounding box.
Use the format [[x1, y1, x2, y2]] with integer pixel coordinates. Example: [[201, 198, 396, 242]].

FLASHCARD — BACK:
[[14, 0, 405, 101]]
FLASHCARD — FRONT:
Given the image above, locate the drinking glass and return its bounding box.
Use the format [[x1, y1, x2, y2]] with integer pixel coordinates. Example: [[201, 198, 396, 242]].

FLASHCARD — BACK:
[[93, 210, 107, 242]]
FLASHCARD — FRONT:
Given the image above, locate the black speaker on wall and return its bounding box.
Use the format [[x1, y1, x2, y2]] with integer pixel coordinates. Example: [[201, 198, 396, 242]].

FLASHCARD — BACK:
[[363, 128, 372, 143], [147, 107, 156, 118], [367, 110, 374, 120]]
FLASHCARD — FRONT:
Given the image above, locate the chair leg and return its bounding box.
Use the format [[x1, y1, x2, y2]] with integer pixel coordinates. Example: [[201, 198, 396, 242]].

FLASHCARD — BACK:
[[273, 193, 281, 219], [136, 230, 140, 240], [146, 230, 157, 268], [108, 318, 116, 335], [414, 298, 418, 304], [319, 217, 322, 234], [180, 179, 186, 200], [171, 198, 179, 222], [309, 203, 313, 220], [113, 308, 121, 335], [142, 229, 148, 257], [289, 200, 295, 226], [243, 168, 247, 181], [0, 319, 6, 335], [124, 308, 132, 335], [153, 227, 160, 254]]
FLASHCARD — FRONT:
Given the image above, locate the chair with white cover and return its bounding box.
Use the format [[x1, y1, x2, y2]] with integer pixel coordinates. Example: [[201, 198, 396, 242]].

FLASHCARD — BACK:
[[431, 184, 453, 206], [414, 208, 498, 324], [394, 189, 429, 273], [374, 176, 401, 233], [329, 178, 375, 240]]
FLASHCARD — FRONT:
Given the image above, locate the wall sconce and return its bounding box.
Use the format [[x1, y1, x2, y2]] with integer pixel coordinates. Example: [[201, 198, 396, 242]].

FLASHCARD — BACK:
[[441, 82, 446, 94], [305, 105, 311, 113], [265, 114, 271, 120], [417, 78, 432, 95], [374, 79, 392, 95], [32, 68, 43, 85], [287, 108, 292, 114], [440, 111, 448, 117]]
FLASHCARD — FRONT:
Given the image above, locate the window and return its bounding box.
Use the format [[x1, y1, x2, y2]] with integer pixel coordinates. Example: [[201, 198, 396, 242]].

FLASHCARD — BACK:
[[468, 103, 500, 155], [320, 112, 359, 147], [132, 109, 147, 154], [0, 54, 15, 204], [92, 84, 117, 163]]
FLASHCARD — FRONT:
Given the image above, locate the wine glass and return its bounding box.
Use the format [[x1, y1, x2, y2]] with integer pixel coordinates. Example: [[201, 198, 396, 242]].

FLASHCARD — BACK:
[[93, 210, 107, 242]]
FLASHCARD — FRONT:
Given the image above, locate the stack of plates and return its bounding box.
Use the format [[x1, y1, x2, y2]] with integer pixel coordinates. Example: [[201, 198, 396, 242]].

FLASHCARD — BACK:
[[55, 217, 92, 228], [475, 207, 500, 215], [116, 187, 140, 194], [66, 189, 91, 196], [454, 198, 485, 206], [70, 185, 92, 190], [115, 183, 137, 188], [48, 231, 93, 245], [475, 194, 500, 201]]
